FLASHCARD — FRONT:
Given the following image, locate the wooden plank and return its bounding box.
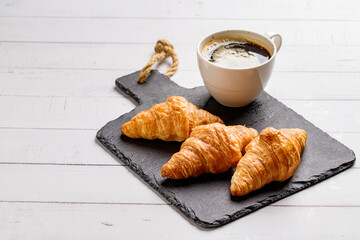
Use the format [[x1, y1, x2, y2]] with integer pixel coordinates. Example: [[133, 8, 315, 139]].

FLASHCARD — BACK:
[[0, 96, 359, 132], [0, 129, 358, 167], [0, 68, 126, 98], [0, 95, 135, 130], [0, 164, 163, 204], [0, 0, 358, 20], [1, 43, 359, 73], [1, 69, 360, 100], [0, 129, 120, 166], [0, 203, 359, 239], [1, 17, 359, 46], [0, 164, 358, 205]]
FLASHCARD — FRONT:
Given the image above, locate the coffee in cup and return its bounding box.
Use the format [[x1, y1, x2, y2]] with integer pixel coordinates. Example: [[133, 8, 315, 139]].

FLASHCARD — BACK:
[[201, 37, 271, 69]]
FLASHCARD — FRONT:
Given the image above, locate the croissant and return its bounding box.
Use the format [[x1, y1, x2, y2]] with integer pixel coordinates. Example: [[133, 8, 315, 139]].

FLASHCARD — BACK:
[[161, 123, 258, 179], [121, 96, 223, 142], [230, 127, 307, 196]]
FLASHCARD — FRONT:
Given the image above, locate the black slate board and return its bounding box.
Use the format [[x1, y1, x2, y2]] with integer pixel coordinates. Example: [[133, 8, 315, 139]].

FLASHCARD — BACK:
[[96, 70, 355, 228]]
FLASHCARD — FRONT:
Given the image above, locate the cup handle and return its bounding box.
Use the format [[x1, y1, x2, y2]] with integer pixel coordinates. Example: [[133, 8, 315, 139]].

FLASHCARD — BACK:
[[265, 32, 282, 53]]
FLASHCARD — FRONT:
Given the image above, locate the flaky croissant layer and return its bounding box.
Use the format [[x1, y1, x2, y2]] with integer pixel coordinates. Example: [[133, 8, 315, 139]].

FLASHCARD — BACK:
[[230, 127, 307, 196], [161, 123, 258, 179], [121, 96, 223, 142]]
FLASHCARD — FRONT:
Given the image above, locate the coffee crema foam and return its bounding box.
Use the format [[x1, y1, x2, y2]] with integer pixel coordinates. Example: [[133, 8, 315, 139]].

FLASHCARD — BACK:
[[201, 38, 271, 68]]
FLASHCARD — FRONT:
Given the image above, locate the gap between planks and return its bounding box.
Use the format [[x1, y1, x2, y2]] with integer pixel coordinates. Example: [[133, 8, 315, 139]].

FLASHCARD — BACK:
[[1, 94, 360, 101], [3, 66, 360, 74], [0, 126, 359, 134], [0, 15, 359, 22], [0, 162, 358, 169], [0, 200, 359, 208], [1, 40, 360, 47]]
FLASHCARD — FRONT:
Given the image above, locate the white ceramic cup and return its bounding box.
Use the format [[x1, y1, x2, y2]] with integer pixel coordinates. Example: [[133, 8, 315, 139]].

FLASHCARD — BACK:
[[197, 30, 282, 107]]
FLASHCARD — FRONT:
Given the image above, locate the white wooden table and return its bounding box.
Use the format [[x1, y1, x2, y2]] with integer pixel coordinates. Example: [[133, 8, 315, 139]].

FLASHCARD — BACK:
[[1, 0, 359, 238]]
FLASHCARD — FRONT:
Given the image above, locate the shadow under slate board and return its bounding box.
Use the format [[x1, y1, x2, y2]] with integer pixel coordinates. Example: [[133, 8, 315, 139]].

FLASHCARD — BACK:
[[96, 70, 355, 228]]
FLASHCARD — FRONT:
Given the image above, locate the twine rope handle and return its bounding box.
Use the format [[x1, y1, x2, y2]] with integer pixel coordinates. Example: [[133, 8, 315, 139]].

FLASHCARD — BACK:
[[138, 39, 179, 83]]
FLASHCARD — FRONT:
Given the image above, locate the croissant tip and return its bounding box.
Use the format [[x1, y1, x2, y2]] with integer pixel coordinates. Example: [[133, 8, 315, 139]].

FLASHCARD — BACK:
[[161, 165, 174, 179], [120, 126, 127, 136], [121, 121, 137, 138], [230, 186, 236, 196], [121, 122, 129, 132], [230, 185, 241, 196]]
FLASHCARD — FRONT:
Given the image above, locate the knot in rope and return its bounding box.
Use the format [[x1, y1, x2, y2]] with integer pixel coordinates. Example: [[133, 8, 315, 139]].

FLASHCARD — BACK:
[[138, 39, 179, 83], [154, 39, 173, 55]]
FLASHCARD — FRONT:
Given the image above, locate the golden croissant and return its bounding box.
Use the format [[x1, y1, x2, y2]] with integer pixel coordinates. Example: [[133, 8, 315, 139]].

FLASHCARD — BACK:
[[230, 127, 307, 196], [161, 123, 258, 179], [121, 96, 223, 142]]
